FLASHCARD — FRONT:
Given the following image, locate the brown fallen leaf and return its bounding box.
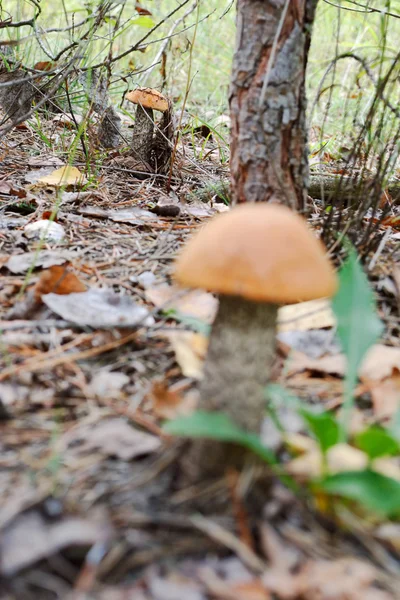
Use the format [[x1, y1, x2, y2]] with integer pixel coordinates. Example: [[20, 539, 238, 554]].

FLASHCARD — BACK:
[[135, 3, 152, 16], [34, 264, 87, 300], [33, 61, 56, 71], [150, 380, 197, 419]]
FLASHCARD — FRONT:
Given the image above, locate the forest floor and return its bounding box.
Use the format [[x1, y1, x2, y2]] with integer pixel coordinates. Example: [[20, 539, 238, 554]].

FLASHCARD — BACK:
[[1, 109, 400, 600]]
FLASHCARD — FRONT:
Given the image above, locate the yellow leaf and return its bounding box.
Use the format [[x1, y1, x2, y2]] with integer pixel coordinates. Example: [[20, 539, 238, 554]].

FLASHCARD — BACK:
[[278, 298, 335, 332], [36, 166, 87, 187], [166, 331, 207, 379]]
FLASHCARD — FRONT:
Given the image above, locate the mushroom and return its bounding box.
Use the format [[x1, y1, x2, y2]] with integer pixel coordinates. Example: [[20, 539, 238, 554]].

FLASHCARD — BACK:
[[174, 203, 338, 435], [125, 88, 170, 170]]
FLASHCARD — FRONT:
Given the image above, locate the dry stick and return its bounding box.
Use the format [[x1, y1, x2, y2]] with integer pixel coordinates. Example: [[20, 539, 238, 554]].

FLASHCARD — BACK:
[[323, 0, 400, 18], [191, 515, 266, 573], [140, 0, 199, 86], [167, 2, 200, 191], [0, 331, 138, 382], [87, 0, 192, 71], [0, 51, 84, 136]]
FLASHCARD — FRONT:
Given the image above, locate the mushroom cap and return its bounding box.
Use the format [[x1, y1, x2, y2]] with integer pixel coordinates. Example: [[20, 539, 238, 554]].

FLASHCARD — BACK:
[[174, 203, 338, 304], [125, 88, 169, 112]]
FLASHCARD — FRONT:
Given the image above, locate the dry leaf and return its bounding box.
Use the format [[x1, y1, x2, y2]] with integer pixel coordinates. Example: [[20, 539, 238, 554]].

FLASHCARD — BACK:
[[24, 219, 65, 242], [77, 206, 157, 225], [42, 288, 151, 328], [150, 381, 197, 419], [145, 284, 218, 323], [286, 443, 368, 480], [166, 331, 208, 379], [135, 4, 153, 16], [368, 370, 400, 419], [35, 165, 87, 187], [60, 418, 161, 460], [294, 557, 391, 600], [34, 265, 86, 300], [287, 344, 400, 381], [278, 298, 335, 332], [360, 345, 400, 381], [5, 250, 71, 274], [278, 329, 340, 359], [0, 500, 111, 577], [88, 371, 130, 399]]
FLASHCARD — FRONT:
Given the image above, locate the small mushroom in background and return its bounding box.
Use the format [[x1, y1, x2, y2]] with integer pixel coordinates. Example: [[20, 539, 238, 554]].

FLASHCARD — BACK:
[[125, 87, 171, 172], [174, 203, 338, 437]]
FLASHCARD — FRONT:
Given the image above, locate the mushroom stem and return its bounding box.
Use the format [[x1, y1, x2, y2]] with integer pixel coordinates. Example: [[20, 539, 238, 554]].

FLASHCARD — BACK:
[[130, 105, 154, 167], [200, 294, 278, 433]]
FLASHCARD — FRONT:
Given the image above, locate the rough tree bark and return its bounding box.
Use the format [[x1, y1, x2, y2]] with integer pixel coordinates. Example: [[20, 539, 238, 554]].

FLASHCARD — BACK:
[[229, 0, 319, 209]]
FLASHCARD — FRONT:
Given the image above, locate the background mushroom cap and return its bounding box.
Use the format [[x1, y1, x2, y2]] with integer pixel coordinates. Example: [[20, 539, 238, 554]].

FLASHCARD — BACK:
[[125, 88, 169, 112], [174, 203, 338, 304]]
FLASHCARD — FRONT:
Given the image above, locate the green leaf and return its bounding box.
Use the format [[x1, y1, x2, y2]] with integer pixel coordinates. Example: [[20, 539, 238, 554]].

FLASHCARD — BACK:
[[301, 409, 340, 453], [332, 248, 383, 435], [355, 426, 399, 460], [333, 248, 383, 372], [320, 470, 400, 517], [131, 16, 155, 28], [164, 411, 277, 465]]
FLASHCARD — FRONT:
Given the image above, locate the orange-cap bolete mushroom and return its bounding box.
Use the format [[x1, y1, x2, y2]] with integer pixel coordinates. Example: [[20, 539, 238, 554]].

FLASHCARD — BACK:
[[126, 88, 169, 113], [126, 88, 170, 168], [174, 203, 338, 434]]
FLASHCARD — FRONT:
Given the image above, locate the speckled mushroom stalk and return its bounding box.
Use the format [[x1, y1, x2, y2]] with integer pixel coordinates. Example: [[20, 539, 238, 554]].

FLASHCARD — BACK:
[[130, 103, 154, 166], [199, 295, 278, 434]]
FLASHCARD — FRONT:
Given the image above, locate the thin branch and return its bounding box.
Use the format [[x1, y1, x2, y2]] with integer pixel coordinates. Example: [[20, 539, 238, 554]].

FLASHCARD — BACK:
[[86, 0, 192, 71], [140, 0, 199, 85]]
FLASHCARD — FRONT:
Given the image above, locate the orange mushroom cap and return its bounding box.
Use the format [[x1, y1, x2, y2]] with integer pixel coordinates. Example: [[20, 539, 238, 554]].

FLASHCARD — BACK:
[[174, 203, 338, 304], [125, 88, 169, 112]]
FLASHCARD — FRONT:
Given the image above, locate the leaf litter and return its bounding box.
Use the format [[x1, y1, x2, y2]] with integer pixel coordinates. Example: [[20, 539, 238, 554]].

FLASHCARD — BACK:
[[1, 102, 400, 600]]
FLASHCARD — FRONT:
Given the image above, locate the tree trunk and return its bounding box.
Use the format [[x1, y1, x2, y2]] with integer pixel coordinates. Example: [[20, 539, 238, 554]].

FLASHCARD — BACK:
[[229, 0, 318, 209]]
